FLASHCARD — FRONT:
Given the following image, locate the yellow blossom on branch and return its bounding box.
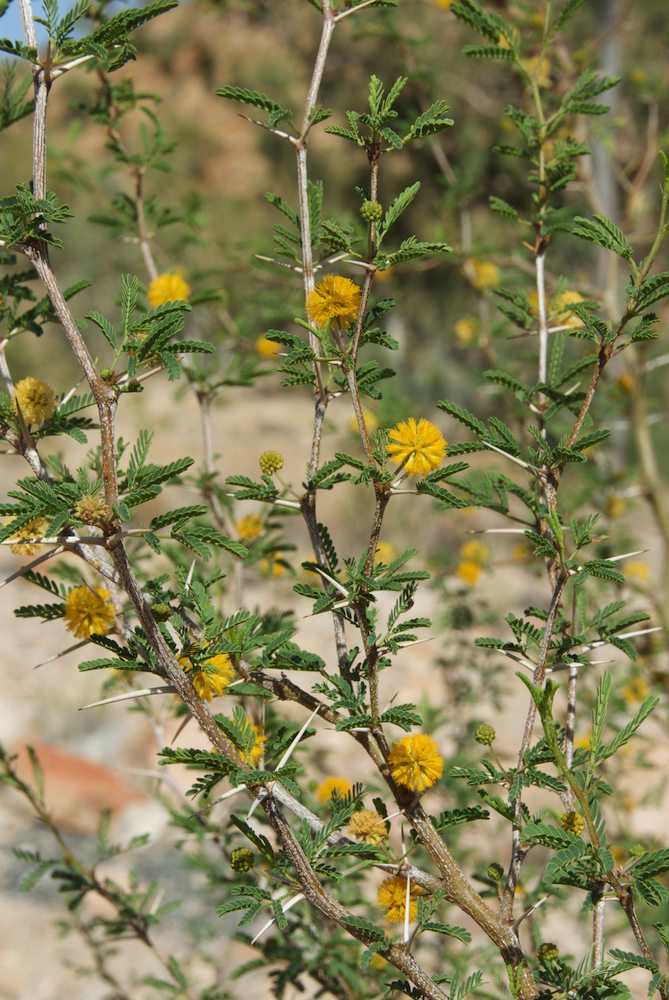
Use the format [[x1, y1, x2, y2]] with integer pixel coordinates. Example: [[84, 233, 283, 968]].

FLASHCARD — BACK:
[[465, 258, 500, 292], [388, 733, 444, 793], [347, 809, 389, 845], [456, 560, 481, 586], [6, 516, 50, 556], [255, 334, 280, 359], [179, 650, 235, 701], [317, 776, 352, 803], [373, 540, 396, 566], [377, 875, 424, 923], [626, 560, 650, 583], [240, 719, 266, 766], [13, 377, 56, 425], [454, 315, 480, 343], [236, 514, 265, 544], [306, 275, 361, 327], [63, 585, 116, 639], [621, 676, 650, 704], [386, 417, 446, 477], [147, 271, 191, 307], [460, 539, 489, 564]]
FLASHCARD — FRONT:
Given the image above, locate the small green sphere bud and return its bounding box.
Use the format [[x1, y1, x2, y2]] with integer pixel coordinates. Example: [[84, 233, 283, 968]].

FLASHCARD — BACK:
[[100, 368, 115, 381], [560, 811, 585, 835], [475, 724, 496, 746], [230, 847, 255, 872], [360, 199, 383, 223], [487, 862, 504, 883], [629, 843, 646, 858], [151, 603, 172, 622], [537, 942, 559, 963], [259, 450, 284, 475]]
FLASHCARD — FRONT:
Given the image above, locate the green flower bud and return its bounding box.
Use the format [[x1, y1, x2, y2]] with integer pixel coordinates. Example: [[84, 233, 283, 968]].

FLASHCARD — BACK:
[[560, 811, 585, 835], [151, 603, 172, 622], [360, 199, 383, 223], [487, 862, 504, 883], [475, 724, 496, 746], [629, 843, 646, 858], [538, 942, 559, 963], [230, 847, 256, 872], [259, 450, 284, 475]]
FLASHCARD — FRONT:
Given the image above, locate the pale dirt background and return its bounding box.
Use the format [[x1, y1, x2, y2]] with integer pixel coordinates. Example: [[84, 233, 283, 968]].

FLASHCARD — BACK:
[[1, 375, 667, 999]]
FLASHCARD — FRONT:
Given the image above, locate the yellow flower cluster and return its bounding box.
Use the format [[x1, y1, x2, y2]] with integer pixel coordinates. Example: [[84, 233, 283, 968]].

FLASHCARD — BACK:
[[347, 809, 389, 845], [529, 288, 585, 329], [179, 649, 235, 701], [74, 494, 114, 528], [147, 271, 191, 307], [621, 675, 650, 704], [388, 734, 444, 793], [387, 417, 447, 477], [377, 875, 424, 923], [454, 315, 480, 343], [456, 537, 489, 587], [317, 776, 352, 803], [13, 377, 56, 426], [236, 514, 265, 544], [255, 335, 280, 359], [373, 540, 396, 566], [6, 516, 49, 556], [63, 585, 116, 639], [307, 275, 361, 327], [465, 258, 500, 292]]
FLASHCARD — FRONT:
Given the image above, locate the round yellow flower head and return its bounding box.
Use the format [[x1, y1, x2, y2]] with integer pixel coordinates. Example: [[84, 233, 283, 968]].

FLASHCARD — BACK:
[[179, 650, 235, 701], [347, 808, 389, 845], [377, 875, 424, 923], [621, 676, 650, 704], [63, 585, 116, 639], [348, 407, 379, 434], [560, 811, 585, 836], [13, 377, 56, 426], [255, 334, 280, 359], [460, 539, 489, 564], [373, 540, 396, 566], [465, 259, 500, 292], [435, 0, 455, 7], [236, 514, 265, 544], [456, 560, 481, 586], [388, 734, 444, 793], [521, 55, 551, 88], [74, 494, 114, 529], [317, 776, 352, 804], [6, 516, 50, 556], [553, 289, 585, 328], [386, 417, 446, 477], [307, 275, 361, 327], [454, 316, 480, 343], [616, 374, 635, 395], [626, 560, 650, 584], [260, 557, 286, 578], [147, 272, 191, 308], [240, 718, 266, 766], [259, 450, 284, 475]]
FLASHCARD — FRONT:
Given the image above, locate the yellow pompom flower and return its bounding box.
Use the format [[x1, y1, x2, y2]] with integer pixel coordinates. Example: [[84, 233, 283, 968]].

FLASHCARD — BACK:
[[348, 407, 379, 434], [616, 374, 635, 395], [236, 514, 265, 544], [240, 719, 266, 766], [386, 417, 447, 477], [454, 316, 480, 343], [373, 540, 396, 566], [456, 560, 482, 586], [621, 676, 650, 704], [6, 516, 50, 556], [306, 275, 361, 327], [347, 809, 389, 845], [626, 560, 650, 583], [260, 557, 286, 577], [255, 334, 280, 359], [465, 259, 500, 292], [521, 55, 551, 88], [552, 289, 585, 328], [377, 876, 424, 923], [388, 734, 444, 793], [460, 539, 489, 564], [63, 585, 116, 639], [147, 272, 191, 307], [74, 494, 114, 528], [317, 776, 352, 803], [179, 650, 235, 701], [13, 377, 56, 425], [560, 811, 585, 836], [259, 450, 284, 475]]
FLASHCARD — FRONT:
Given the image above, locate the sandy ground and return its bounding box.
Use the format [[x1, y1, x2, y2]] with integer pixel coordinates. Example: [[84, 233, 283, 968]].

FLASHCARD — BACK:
[[1, 378, 667, 999]]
